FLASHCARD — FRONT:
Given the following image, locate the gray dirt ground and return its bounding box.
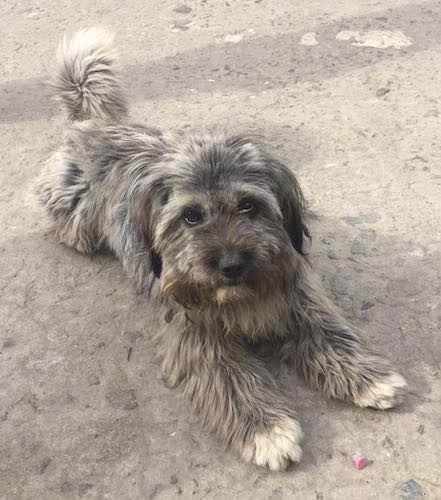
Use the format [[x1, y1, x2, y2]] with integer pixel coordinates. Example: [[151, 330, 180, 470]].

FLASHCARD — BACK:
[[1, 1, 440, 499]]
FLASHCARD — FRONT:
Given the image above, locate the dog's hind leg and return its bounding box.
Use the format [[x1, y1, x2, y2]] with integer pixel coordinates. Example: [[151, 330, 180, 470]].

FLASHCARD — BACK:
[[158, 323, 303, 471], [37, 149, 100, 254], [281, 260, 407, 410]]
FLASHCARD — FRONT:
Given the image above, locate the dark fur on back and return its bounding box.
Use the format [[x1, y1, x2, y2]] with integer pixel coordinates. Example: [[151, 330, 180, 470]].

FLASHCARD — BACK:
[[37, 29, 407, 471]]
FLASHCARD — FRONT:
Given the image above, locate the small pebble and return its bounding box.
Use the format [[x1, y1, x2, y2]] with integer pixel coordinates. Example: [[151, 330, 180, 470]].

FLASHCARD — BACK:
[[35, 457, 51, 475], [331, 275, 348, 295], [105, 388, 138, 410], [341, 216, 362, 226], [2, 337, 16, 349], [63, 393, 74, 404], [164, 309, 174, 323], [327, 249, 338, 259], [173, 4, 192, 14], [351, 243, 366, 255], [362, 212, 380, 223], [361, 299, 375, 310], [171, 20, 190, 31], [78, 483, 94, 497], [170, 475, 178, 485], [376, 87, 391, 97], [149, 484, 162, 498], [382, 435, 395, 449], [88, 374, 100, 386], [400, 479, 423, 499]]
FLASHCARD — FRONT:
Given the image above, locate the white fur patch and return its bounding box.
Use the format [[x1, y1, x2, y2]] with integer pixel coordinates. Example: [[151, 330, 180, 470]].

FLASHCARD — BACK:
[[64, 27, 114, 56], [249, 417, 303, 471], [354, 373, 407, 410]]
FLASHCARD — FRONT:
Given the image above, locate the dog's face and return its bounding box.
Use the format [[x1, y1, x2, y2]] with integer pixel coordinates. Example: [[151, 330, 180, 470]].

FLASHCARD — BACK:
[[135, 134, 308, 324]]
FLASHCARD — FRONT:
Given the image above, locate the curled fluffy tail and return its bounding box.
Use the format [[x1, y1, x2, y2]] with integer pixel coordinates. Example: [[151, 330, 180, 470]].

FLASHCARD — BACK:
[[51, 28, 128, 123]]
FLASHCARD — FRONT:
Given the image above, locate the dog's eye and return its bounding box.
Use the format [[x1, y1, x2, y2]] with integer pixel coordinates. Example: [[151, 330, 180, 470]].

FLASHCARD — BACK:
[[238, 199, 257, 214], [183, 208, 202, 225]]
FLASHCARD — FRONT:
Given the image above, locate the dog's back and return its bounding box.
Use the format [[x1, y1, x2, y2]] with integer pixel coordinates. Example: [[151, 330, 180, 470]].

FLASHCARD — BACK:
[[50, 28, 128, 124]]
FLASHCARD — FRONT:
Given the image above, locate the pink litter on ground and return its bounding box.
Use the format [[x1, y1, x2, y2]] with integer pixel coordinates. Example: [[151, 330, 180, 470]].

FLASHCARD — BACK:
[[352, 454, 369, 469]]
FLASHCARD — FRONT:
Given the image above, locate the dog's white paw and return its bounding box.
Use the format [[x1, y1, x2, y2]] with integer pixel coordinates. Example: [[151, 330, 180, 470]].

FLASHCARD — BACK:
[[354, 372, 407, 410], [243, 416, 303, 471]]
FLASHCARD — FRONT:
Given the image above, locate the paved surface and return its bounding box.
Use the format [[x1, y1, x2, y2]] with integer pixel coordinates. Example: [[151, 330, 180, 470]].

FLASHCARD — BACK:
[[1, 1, 440, 499]]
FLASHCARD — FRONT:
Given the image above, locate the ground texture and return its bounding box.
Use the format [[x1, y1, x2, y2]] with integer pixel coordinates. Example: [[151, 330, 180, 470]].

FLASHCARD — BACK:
[[1, 1, 440, 499]]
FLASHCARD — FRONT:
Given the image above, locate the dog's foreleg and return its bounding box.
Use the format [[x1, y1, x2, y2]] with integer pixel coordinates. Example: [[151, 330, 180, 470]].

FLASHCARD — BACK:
[[282, 260, 407, 409], [158, 325, 303, 470]]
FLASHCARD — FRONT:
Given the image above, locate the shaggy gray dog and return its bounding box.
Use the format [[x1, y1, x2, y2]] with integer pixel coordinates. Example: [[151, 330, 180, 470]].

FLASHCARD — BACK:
[[38, 29, 407, 471]]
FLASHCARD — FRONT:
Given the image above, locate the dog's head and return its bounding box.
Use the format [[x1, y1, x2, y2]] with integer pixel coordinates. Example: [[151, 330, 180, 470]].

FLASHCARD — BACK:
[[134, 133, 309, 330]]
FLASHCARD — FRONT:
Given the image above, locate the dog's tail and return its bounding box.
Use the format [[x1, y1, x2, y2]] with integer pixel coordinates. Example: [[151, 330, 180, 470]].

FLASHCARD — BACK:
[[50, 28, 128, 123]]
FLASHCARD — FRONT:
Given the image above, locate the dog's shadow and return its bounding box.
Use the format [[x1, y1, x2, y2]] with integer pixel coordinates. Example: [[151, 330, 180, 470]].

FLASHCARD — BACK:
[[4, 166, 437, 493]]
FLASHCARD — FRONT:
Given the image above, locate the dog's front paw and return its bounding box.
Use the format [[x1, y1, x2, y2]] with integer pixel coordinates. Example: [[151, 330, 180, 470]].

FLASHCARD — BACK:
[[353, 372, 407, 410], [243, 416, 303, 471]]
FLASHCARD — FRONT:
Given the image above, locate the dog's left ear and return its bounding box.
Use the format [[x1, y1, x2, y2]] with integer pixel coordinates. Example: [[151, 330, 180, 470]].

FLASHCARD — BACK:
[[266, 158, 311, 255]]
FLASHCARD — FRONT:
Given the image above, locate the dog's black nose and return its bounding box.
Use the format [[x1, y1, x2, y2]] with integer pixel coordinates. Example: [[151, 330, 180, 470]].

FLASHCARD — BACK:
[[218, 251, 247, 280]]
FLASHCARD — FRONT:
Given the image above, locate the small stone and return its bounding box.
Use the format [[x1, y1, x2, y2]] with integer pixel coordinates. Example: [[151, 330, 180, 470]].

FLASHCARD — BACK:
[[224, 33, 245, 43], [361, 299, 375, 310], [376, 87, 390, 97], [105, 389, 138, 410], [299, 32, 319, 46], [327, 249, 338, 259], [191, 479, 199, 494], [78, 483, 94, 497], [61, 481, 75, 493], [417, 425, 425, 435], [170, 475, 178, 484], [362, 212, 380, 223], [172, 20, 190, 31], [341, 216, 362, 226], [269, 487, 283, 500], [383, 435, 395, 449], [400, 479, 423, 499], [35, 457, 51, 475], [321, 236, 333, 245], [88, 374, 100, 386], [424, 109, 439, 118], [63, 393, 74, 404], [331, 276, 348, 295], [149, 484, 162, 498], [173, 4, 192, 14], [164, 309, 174, 323], [2, 337, 15, 349], [253, 473, 267, 488], [351, 243, 366, 255]]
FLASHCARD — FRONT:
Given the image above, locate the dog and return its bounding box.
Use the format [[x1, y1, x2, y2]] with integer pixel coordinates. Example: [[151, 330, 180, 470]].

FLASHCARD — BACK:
[[37, 28, 407, 471]]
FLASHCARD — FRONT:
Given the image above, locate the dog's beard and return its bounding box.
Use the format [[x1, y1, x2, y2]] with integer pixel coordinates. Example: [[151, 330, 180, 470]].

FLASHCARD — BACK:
[[215, 284, 253, 304], [159, 261, 295, 338]]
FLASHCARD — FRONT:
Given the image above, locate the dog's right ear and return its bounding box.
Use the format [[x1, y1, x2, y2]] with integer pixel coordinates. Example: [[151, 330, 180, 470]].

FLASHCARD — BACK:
[[132, 183, 164, 279]]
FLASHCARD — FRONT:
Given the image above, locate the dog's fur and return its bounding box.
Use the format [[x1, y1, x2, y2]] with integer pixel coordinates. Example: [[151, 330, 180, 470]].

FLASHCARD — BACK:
[[38, 29, 407, 471]]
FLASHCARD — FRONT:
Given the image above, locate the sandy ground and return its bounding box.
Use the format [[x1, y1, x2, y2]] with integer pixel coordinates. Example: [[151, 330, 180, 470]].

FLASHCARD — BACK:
[[1, 1, 441, 499]]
